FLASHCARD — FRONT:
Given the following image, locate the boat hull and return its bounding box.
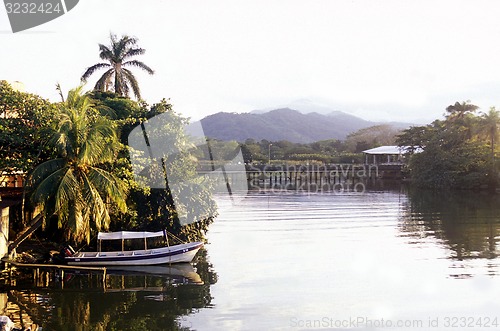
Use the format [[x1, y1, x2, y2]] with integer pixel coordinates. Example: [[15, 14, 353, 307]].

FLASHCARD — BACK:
[[65, 242, 203, 266]]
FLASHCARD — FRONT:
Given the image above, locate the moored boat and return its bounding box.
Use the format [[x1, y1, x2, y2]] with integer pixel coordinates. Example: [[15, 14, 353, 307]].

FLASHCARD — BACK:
[[64, 230, 203, 266]]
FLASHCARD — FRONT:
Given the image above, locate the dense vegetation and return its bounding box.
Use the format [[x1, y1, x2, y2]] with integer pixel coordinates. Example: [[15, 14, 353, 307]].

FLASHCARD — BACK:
[[0, 34, 218, 247], [1, 80, 217, 246], [27, 87, 127, 244], [0, 81, 56, 173], [237, 123, 401, 165], [397, 101, 500, 190]]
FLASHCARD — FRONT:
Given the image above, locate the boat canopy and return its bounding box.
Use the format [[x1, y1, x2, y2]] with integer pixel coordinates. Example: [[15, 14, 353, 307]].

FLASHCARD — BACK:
[[98, 230, 165, 240]]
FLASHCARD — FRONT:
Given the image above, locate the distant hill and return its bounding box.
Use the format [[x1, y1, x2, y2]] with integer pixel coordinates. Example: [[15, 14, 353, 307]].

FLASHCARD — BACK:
[[199, 108, 411, 143]]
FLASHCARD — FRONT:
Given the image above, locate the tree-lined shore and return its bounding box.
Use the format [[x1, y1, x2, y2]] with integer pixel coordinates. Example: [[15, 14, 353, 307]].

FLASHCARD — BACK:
[[2, 33, 500, 253], [397, 101, 500, 190], [1, 34, 215, 250]]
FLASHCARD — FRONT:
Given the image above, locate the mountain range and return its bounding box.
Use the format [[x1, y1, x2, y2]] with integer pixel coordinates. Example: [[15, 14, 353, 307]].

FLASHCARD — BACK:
[[199, 108, 412, 143]]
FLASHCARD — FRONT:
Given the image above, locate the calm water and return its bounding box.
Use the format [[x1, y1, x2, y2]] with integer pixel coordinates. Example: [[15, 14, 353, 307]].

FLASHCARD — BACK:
[[2, 187, 500, 330]]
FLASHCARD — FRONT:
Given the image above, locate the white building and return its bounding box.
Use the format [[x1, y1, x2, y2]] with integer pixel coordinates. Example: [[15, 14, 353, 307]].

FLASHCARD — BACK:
[[362, 146, 422, 165]]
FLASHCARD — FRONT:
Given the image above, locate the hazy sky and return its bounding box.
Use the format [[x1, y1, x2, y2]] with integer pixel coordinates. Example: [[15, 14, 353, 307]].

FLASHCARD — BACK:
[[2, 0, 500, 123]]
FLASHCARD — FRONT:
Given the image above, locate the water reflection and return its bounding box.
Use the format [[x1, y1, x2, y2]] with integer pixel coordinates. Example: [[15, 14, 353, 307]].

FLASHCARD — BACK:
[[4, 188, 500, 330], [0, 249, 216, 330], [401, 189, 500, 277]]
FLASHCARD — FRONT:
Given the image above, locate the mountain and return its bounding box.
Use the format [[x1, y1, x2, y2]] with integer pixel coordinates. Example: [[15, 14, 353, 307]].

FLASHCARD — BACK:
[[251, 98, 341, 115], [199, 108, 406, 143]]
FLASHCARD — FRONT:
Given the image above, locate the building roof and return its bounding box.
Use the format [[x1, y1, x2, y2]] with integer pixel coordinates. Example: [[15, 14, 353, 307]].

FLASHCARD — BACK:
[[362, 145, 421, 155]]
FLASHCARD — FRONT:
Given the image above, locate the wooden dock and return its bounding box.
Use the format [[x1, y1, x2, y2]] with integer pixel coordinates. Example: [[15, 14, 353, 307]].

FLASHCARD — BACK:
[[2, 258, 107, 288]]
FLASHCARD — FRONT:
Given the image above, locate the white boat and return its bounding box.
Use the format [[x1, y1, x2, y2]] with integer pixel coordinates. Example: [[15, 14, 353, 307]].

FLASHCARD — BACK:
[[64, 230, 203, 266]]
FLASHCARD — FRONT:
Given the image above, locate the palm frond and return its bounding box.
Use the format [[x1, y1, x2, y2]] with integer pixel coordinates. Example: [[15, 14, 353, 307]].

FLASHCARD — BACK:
[[123, 60, 154, 75], [65, 85, 90, 111], [117, 35, 137, 51], [28, 86, 128, 244], [81, 171, 109, 238], [82, 34, 153, 99], [80, 118, 117, 165], [27, 158, 66, 189], [88, 167, 128, 212], [98, 43, 113, 61], [112, 35, 138, 62], [94, 69, 114, 92], [30, 165, 69, 216], [81, 63, 111, 82], [52, 109, 77, 158], [54, 168, 79, 216], [123, 68, 141, 100], [123, 47, 146, 59], [54, 167, 88, 240]]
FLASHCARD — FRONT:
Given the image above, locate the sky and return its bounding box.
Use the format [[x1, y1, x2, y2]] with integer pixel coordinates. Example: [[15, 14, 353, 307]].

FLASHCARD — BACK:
[[2, 0, 500, 124]]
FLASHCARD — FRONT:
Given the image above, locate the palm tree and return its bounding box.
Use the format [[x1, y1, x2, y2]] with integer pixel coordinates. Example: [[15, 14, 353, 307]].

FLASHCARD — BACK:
[[479, 107, 500, 162], [445, 101, 479, 140], [445, 101, 479, 121], [81, 33, 154, 100], [28, 86, 127, 244]]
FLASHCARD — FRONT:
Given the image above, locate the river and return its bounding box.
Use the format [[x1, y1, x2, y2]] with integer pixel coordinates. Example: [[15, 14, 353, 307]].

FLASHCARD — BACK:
[[2, 186, 500, 330]]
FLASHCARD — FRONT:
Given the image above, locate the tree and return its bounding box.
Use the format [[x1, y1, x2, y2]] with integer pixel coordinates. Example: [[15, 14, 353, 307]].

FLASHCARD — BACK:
[[89, 94, 218, 242], [408, 140, 491, 189], [445, 101, 479, 140], [126, 99, 218, 241], [27, 87, 127, 244], [445, 100, 479, 122], [397, 102, 496, 190], [478, 107, 500, 162], [345, 124, 401, 153], [395, 123, 437, 152], [0, 80, 56, 173], [81, 34, 154, 100]]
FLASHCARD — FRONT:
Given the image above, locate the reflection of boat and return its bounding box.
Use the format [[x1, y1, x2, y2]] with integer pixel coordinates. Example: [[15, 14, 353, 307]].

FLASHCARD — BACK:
[[65, 231, 203, 266], [107, 263, 204, 285]]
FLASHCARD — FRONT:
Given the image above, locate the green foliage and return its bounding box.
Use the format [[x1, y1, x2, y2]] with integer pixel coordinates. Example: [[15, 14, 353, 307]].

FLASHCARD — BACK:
[[345, 124, 401, 152], [89, 90, 144, 119], [97, 96, 217, 242], [397, 101, 499, 190], [237, 125, 401, 165], [88, 90, 150, 145], [409, 141, 492, 189], [28, 87, 128, 244], [239, 138, 353, 164], [478, 107, 500, 162], [0, 80, 56, 173], [286, 153, 331, 163]]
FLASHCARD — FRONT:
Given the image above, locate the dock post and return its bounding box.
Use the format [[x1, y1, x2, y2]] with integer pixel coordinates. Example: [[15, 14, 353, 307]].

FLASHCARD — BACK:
[[102, 267, 107, 289]]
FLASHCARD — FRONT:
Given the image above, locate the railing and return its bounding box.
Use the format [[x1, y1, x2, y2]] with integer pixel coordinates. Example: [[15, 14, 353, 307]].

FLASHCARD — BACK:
[[199, 163, 404, 191]]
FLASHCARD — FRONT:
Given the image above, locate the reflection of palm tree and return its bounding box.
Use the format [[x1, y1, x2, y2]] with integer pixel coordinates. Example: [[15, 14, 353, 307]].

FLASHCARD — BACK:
[[479, 107, 500, 162], [81, 34, 154, 99], [28, 87, 127, 243]]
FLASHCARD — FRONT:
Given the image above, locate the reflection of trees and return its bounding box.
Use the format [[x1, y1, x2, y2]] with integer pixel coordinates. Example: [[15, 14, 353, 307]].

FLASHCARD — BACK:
[[0, 252, 217, 330], [1, 292, 40, 330], [401, 189, 500, 261]]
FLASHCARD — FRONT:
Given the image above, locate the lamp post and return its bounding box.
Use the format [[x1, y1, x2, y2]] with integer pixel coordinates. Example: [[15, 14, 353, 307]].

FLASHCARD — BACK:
[[268, 143, 272, 165]]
